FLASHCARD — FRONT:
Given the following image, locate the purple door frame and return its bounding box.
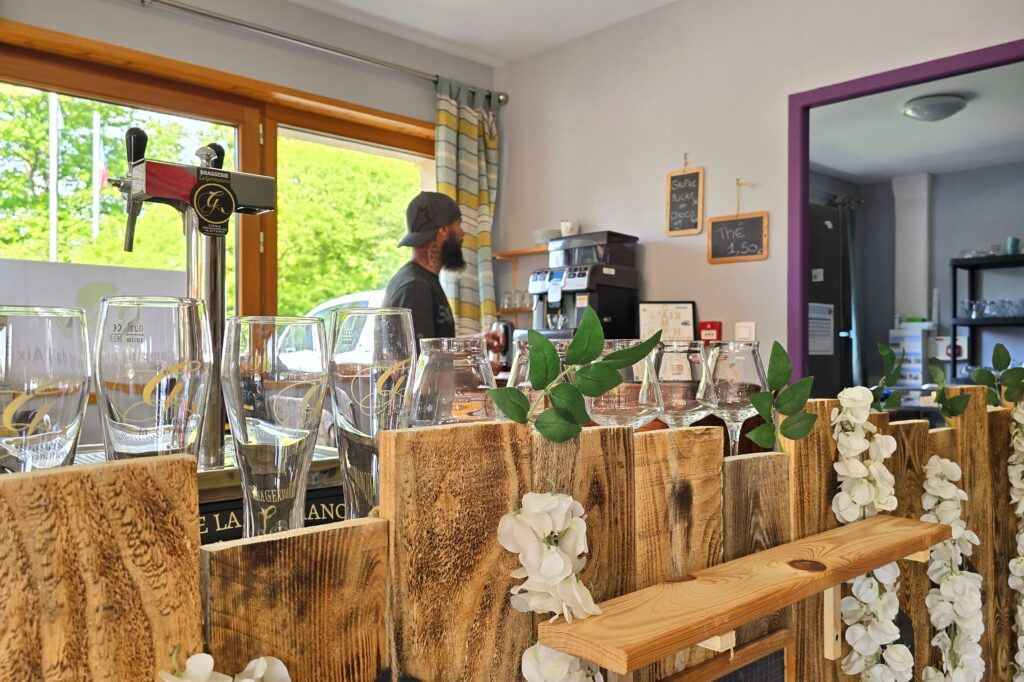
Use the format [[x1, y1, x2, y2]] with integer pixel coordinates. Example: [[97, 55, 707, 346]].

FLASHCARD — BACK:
[[787, 38, 1024, 378]]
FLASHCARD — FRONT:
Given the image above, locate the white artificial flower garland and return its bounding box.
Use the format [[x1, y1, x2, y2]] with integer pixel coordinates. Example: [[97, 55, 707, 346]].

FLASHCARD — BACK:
[[1009, 403, 1024, 681], [498, 492, 604, 682], [920, 455, 984, 682], [159, 652, 291, 682], [830, 387, 914, 681]]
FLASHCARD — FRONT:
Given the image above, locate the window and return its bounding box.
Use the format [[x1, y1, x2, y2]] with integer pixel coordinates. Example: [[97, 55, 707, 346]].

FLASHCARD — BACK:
[[275, 126, 435, 316], [0, 82, 239, 314]]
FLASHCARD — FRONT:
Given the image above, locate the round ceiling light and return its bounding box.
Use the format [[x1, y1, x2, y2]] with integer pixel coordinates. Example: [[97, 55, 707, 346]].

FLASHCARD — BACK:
[[901, 94, 967, 122]]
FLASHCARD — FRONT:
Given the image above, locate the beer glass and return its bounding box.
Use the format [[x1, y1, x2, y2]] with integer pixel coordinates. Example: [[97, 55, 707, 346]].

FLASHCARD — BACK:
[[703, 341, 767, 456], [222, 316, 328, 537], [95, 297, 212, 460], [328, 308, 415, 519], [410, 337, 496, 425], [656, 341, 715, 427], [0, 307, 89, 472], [585, 339, 663, 429]]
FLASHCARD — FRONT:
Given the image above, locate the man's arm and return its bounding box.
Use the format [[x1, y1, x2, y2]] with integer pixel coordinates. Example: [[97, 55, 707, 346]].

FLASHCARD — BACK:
[[385, 283, 436, 340]]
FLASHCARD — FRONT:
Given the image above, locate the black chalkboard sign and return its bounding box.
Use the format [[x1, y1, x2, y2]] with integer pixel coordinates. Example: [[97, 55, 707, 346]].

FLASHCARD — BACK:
[[707, 211, 769, 263], [665, 167, 704, 236]]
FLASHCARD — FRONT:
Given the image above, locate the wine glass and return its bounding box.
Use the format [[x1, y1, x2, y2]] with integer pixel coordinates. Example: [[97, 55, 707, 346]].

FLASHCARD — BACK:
[[222, 316, 328, 537], [328, 308, 416, 519], [94, 297, 212, 460], [0, 307, 90, 472], [704, 341, 767, 456], [410, 337, 496, 425], [585, 339, 663, 429], [656, 341, 715, 427]]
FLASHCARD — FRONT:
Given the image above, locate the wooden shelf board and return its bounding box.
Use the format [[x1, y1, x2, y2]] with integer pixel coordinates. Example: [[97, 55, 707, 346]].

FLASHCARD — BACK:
[[493, 245, 548, 259], [537, 515, 950, 674], [497, 307, 533, 314]]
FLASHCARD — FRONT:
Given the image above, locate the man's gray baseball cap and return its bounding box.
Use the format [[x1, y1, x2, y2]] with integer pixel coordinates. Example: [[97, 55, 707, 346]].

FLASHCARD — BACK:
[[399, 191, 462, 247]]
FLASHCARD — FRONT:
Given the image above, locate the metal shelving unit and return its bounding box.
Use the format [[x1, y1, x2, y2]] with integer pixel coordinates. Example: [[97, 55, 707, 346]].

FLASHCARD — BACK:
[[950, 253, 1024, 378]]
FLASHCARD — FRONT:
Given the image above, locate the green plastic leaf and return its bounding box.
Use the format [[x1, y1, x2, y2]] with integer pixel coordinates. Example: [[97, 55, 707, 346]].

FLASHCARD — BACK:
[[535, 408, 582, 442], [574, 361, 623, 397], [944, 393, 971, 418], [1000, 367, 1024, 387], [564, 307, 605, 366], [745, 422, 777, 449], [971, 368, 996, 387], [987, 389, 1001, 407], [528, 329, 560, 391], [766, 342, 793, 391], [780, 411, 817, 440], [993, 343, 1012, 371], [602, 331, 663, 370], [549, 383, 591, 425], [775, 376, 814, 417], [750, 391, 775, 422], [878, 343, 896, 378], [886, 348, 906, 387], [883, 391, 903, 410], [928, 361, 946, 388], [487, 387, 531, 424], [1005, 384, 1024, 403]]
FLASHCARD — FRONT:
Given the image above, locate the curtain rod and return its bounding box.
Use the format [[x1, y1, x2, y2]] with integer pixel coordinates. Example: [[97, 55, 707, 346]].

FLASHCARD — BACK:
[[138, 0, 509, 104]]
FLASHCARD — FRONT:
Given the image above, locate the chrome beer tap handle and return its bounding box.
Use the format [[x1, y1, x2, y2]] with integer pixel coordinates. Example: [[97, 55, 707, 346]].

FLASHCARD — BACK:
[[120, 127, 148, 252]]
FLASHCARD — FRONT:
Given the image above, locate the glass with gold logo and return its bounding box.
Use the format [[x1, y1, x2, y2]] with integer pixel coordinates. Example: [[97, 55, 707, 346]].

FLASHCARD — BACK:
[[95, 297, 212, 461], [222, 316, 328, 537], [328, 308, 415, 519], [0, 307, 90, 472]]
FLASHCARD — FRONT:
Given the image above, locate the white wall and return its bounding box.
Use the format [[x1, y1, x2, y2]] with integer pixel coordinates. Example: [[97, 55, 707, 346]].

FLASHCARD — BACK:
[[0, 0, 492, 123], [494, 0, 1024, 347]]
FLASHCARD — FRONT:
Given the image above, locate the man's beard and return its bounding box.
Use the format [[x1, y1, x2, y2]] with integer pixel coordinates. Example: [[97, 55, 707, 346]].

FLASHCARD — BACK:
[[440, 232, 467, 272]]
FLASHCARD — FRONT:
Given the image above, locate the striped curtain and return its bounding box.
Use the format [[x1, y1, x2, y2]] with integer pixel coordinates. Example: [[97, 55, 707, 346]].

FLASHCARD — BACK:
[[435, 77, 500, 335]]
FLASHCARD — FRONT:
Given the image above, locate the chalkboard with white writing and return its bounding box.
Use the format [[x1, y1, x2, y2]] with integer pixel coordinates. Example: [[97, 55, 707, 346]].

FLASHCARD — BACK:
[[665, 167, 704, 236], [707, 211, 769, 263]]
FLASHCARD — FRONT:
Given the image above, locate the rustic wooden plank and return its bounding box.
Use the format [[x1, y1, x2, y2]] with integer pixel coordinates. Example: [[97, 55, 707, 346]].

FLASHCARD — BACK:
[[379, 422, 533, 681], [202, 518, 387, 681], [988, 406, 1015, 680], [779, 398, 839, 682], [888, 419, 938, 675], [0, 455, 201, 681], [723, 452, 791, 647], [537, 515, 950, 675], [532, 426, 635, 603], [661, 629, 795, 682], [632, 426, 723, 680], [945, 386, 997, 667], [927, 426, 955, 457]]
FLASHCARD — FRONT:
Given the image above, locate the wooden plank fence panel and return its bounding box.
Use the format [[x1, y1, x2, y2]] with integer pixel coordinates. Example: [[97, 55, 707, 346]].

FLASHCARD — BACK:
[[988, 406, 1015, 680]]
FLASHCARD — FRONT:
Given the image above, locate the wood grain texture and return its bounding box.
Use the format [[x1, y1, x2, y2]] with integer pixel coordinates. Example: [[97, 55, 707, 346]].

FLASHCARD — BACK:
[[927, 426, 955, 457], [661, 628, 795, 682], [723, 452, 792, 647], [888, 419, 937, 675], [379, 422, 533, 681], [945, 386, 997, 667], [202, 519, 387, 681], [779, 398, 840, 682], [987, 406, 1015, 680], [0, 455, 201, 681], [632, 426, 723, 680], [532, 427, 635, 603], [537, 516, 950, 674]]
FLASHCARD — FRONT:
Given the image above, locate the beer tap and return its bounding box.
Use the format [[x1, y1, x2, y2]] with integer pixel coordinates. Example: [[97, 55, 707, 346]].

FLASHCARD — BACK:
[[109, 127, 276, 468]]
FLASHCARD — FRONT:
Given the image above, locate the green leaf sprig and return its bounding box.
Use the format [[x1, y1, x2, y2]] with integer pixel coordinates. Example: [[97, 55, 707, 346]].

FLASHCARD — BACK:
[[928, 359, 971, 419], [745, 342, 817, 449], [870, 344, 905, 411], [487, 307, 661, 443], [970, 342, 1024, 406]]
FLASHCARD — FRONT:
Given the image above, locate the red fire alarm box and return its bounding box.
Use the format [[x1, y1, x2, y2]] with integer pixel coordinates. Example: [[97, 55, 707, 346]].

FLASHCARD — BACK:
[[699, 321, 722, 342]]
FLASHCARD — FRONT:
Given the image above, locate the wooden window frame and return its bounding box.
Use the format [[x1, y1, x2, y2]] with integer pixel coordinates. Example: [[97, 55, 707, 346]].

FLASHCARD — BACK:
[[0, 19, 434, 315]]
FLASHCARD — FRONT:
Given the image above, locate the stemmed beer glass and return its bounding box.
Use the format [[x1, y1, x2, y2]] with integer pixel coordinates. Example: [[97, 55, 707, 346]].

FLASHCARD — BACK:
[[221, 316, 328, 537], [703, 341, 767, 456], [656, 341, 715, 427]]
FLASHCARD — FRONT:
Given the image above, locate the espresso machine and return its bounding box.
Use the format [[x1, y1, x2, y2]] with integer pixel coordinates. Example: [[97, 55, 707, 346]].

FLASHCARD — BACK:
[[110, 127, 275, 468], [524, 231, 640, 340]]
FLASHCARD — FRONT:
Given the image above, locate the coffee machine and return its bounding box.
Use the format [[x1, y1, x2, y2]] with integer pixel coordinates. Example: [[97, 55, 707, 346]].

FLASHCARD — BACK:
[[525, 231, 640, 339]]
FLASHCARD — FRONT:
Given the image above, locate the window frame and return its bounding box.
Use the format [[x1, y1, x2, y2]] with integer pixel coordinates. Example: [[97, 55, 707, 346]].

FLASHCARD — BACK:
[[0, 18, 434, 315]]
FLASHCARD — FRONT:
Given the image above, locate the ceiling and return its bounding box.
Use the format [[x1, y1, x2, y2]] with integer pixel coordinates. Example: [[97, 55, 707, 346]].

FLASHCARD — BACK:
[[280, 0, 680, 66], [810, 60, 1024, 183]]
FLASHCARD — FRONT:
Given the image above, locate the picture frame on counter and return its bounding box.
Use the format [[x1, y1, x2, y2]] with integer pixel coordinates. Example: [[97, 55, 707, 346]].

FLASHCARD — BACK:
[[665, 166, 705, 236], [639, 300, 697, 341], [708, 211, 769, 264]]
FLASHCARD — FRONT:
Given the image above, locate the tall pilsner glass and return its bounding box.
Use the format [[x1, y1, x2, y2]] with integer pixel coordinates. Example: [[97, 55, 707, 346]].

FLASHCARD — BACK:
[[329, 308, 415, 520], [0, 307, 89, 472], [95, 297, 212, 460], [222, 316, 328, 537], [704, 341, 767, 456]]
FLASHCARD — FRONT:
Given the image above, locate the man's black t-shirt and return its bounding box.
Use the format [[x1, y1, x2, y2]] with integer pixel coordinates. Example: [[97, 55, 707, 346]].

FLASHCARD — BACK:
[[383, 261, 456, 340]]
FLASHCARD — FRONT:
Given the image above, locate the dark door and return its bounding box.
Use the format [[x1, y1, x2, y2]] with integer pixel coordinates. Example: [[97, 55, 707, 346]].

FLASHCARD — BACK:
[[807, 203, 852, 397]]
